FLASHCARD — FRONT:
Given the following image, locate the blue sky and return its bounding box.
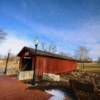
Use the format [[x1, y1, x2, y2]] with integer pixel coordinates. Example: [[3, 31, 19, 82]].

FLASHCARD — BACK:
[[0, 0, 100, 60]]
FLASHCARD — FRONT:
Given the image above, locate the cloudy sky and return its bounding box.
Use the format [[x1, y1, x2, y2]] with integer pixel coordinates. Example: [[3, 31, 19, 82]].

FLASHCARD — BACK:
[[0, 0, 100, 60]]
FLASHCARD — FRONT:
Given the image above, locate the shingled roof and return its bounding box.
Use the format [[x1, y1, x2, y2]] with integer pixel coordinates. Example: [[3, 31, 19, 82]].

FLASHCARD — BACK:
[[17, 46, 77, 61]]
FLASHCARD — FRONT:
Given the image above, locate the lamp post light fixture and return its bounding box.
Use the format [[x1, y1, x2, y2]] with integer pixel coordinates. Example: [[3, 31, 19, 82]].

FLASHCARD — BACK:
[[32, 39, 39, 85], [4, 50, 11, 74]]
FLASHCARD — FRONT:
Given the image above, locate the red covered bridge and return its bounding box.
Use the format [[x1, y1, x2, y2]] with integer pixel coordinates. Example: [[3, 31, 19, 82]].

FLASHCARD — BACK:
[[17, 47, 77, 77]]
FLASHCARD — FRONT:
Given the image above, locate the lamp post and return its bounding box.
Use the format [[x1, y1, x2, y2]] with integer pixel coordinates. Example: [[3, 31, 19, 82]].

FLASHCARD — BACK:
[[4, 50, 10, 74], [32, 39, 39, 85]]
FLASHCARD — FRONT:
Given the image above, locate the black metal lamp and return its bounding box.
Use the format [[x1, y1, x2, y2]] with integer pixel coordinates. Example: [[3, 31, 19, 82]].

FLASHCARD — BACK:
[[32, 39, 39, 85]]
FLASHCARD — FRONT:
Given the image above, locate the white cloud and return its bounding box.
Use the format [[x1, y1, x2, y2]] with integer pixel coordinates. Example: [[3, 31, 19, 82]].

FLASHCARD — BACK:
[[0, 34, 32, 56]]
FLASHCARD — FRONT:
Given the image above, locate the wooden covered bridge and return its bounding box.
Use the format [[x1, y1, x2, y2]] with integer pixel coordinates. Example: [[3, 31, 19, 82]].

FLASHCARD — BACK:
[[17, 47, 77, 78]]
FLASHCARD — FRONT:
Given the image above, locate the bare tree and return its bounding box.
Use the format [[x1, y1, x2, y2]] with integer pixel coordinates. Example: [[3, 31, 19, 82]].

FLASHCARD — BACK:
[[0, 29, 7, 43], [97, 57, 100, 64], [59, 52, 71, 57], [80, 47, 89, 61], [48, 43, 57, 53], [41, 42, 48, 51], [41, 42, 57, 53], [75, 46, 89, 69]]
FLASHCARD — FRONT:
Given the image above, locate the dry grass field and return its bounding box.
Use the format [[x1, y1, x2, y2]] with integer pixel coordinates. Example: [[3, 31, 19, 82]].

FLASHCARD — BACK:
[[78, 62, 100, 73], [0, 60, 19, 69], [0, 60, 19, 75]]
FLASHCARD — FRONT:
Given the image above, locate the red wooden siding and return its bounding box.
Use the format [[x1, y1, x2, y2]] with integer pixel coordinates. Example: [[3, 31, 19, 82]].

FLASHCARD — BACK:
[[36, 56, 77, 76]]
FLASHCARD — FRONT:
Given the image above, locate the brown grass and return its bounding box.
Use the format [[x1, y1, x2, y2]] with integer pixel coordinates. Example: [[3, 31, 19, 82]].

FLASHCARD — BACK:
[[78, 62, 100, 73], [0, 60, 19, 70]]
